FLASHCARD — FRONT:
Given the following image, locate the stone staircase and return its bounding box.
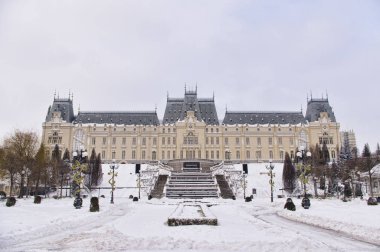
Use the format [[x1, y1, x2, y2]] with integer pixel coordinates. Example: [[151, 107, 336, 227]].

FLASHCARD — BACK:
[[166, 172, 219, 199], [150, 175, 168, 199], [215, 175, 235, 199]]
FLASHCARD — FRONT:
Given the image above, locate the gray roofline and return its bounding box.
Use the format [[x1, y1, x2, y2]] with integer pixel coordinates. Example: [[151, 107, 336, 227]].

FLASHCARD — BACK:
[[79, 111, 157, 114], [225, 111, 303, 114]]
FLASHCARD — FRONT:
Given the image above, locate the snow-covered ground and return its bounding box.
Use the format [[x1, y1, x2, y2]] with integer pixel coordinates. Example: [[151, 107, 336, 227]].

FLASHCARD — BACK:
[[1, 163, 379, 251]]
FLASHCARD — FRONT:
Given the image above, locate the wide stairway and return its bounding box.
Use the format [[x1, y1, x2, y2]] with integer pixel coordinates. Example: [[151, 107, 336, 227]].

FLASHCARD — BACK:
[[166, 162, 218, 199], [151, 175, 168, 199], [215, 175, 235, 199]]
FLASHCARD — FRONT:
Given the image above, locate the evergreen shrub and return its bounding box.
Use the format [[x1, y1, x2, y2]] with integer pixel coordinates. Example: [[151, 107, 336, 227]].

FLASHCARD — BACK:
[[34, 196, 42, 204], [133, 197, 138, 202], [90, 197, 99, 212], [6, 197, 16, 207], [367, 197, 378, 205]]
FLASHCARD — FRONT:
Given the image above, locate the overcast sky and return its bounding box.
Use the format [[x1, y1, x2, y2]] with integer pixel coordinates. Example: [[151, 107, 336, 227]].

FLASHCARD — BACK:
[[0, 0, 379, 151]]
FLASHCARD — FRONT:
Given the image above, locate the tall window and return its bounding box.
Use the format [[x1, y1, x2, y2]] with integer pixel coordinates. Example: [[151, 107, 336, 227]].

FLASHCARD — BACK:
[[245, 137, 250, 145], [206, 151, 209, 159], [290, 150, 294, 159], [132, 150, 136, 159], [216, 151, 220, 159], [162, 151, 165, 159], [173, 150, 176, 159], [153, 137, 157, 145], [112, 151, 115, 159], [236, 151, 240, 159], [268, 137, 273, 146], [280, 151, 284, 160], [92, 137, 96, 145], [225, 137, 229, 145], [246, 151, 250, 159], [173, 137, 176, 145], [122, 137, 126, 145], [290, 137, 294, 145], [167, 137, 171, 145], [211, 137, 214, 145], [198, 150, 201, 159], [256, 151, 261, 159], [122, 150, 126, 159], [206, 137, 209, 145], [278, 137, 282, 145], [132, 137, 136, 145], [184, 133, 198, 145], [257, 137, 261, 146], [331, 150, 336, 159], [236, 137, 240, 145], [211, 151, 214, 159], [102, 150, 105, 159], [152, 151, 156, 160], [269, 150, 273, 159], [112, 137, 116, 145], [142, 150, 146, 160], [167, 151, 170, 159], [142, 137, 146, 146], [216, 137, 219, 145], [162, 137, 165, 145], [103, 137, 107, 145]]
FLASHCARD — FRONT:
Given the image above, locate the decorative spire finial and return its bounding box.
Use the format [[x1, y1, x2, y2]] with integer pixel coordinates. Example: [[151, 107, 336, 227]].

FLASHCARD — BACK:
[[54, 90, 56, 100]]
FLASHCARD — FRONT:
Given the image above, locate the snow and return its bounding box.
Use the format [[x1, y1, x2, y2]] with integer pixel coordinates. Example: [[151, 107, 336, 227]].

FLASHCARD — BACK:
[[1, 163, 379, 251]]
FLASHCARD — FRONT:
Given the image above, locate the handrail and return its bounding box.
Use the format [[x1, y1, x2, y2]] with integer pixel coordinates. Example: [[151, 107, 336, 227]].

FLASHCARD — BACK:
[[158, 161, 173, 172]]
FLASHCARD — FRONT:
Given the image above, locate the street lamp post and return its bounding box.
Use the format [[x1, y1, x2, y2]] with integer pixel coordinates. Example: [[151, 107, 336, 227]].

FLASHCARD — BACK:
[[72, 149, 88, 197], [265, 160, 275, 203], [19, 168, 25, 199], [65, 175, 70, 197], [296, 146, 312, 198], [109, 159, 119, 204]]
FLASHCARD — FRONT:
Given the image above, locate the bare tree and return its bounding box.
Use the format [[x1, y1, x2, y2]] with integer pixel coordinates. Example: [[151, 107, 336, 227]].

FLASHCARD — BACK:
[[0, 130, 38, 196]]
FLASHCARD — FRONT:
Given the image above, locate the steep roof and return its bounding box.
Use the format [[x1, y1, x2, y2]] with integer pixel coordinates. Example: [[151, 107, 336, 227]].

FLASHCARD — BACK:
[[222, 111, 306, 125], [163, 91, 219, 125], [45, 98, 75, 122], [305, 98, 336, 122], [75, 111, 160, 125]]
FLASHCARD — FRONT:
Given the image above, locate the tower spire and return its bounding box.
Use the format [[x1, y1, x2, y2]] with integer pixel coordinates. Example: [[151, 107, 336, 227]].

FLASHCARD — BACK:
[[54, 89, 56, 100]]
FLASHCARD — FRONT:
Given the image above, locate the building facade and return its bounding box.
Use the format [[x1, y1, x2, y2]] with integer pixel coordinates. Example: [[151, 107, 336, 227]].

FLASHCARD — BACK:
[[42, 89, 341, 163]]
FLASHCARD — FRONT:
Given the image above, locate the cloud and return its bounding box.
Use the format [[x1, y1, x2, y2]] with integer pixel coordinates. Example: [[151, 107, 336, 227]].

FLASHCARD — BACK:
[[0, 0, 379, 150]]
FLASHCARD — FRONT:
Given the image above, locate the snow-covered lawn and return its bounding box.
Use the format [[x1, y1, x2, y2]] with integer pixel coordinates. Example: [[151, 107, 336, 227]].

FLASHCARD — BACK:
[[0, 163, 379, 251]]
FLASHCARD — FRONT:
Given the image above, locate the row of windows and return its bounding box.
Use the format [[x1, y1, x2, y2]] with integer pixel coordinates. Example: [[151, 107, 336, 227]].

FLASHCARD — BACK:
[[91, 137, 178, 146], [90, 136, 298, 147], [319, 137, 334, 145], [103, 150, 287, 160], [220, 137, 293, 146]]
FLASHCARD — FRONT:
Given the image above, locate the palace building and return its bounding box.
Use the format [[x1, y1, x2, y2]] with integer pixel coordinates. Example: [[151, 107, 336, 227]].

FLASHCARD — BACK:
[[42, 88, 341, 163]]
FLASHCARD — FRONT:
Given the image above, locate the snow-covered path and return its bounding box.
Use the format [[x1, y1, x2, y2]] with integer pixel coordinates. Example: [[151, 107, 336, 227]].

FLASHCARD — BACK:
[[1, 199, 379, 252]]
